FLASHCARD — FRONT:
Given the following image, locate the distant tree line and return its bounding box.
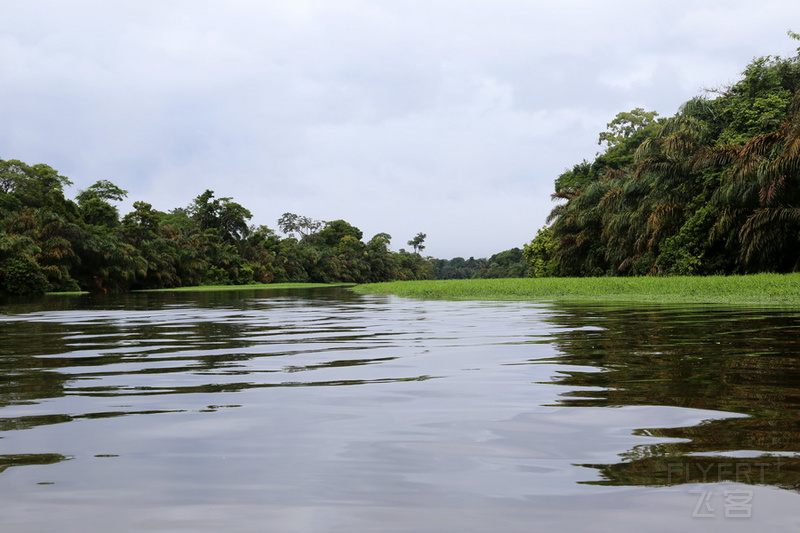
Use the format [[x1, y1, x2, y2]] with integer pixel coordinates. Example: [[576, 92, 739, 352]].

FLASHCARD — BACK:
[[431, 248, 529, 280], [527, 35, 800, 277], [0, 164, 435, 295]]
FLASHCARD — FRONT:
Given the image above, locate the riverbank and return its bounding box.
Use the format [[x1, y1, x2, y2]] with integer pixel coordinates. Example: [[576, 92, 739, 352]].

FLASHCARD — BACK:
[[352, 274, 800, 305], [136, 282, 354, 292]]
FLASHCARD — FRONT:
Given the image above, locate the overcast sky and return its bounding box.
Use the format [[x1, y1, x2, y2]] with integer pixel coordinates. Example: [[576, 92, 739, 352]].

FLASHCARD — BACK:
[[2, 1, 798, 258]]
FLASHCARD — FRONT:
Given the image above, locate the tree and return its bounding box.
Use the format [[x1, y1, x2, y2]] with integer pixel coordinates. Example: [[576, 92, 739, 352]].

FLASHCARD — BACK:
[[395, 250, 434, 280], [316, 219, 363, 247], [239, 225, 281, 283], [76, 180, 128, 227], [716, 91, 800, 271], [523, 227, 558, 278], [710, 55, 800, 144], [30, 209, 82, 291], [544, 36, 800, 277], [548, 177, 612, 276], [0, 256, 48, 295], [0, 160, 78, 220], [554, 160, 598, 197], [77, 179, 127, 203], [407, 232, 426, 255], [277, 212, 324, 241], [188, 190, 252, 243], [73, 226, 146, 292], [364, 233, 398, 282], [121, 201, 162, 248], [598, 108, 660, 150]]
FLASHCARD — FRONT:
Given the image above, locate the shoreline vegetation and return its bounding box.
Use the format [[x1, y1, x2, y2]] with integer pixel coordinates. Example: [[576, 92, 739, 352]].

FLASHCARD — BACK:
[[41, 282, 353, 296], [136, 282, 355, 293], [351, 273, 800, 306], [533, 38, 800, 279]]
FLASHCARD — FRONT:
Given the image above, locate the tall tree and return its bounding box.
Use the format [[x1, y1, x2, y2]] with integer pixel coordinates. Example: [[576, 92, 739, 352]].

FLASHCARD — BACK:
[[189, 190, 252, 243], [76, 179, 128, 227], [317, 219, 363, 247], [407, 232, 426, 255], [718, 92, 800, 270], [277, 212, 324, 241]]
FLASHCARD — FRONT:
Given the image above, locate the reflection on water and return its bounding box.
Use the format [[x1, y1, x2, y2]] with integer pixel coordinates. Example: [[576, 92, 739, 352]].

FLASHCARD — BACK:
[[533, 304, 800, 491], [1, 288, 799, 532], [0, 453, 71, 475]]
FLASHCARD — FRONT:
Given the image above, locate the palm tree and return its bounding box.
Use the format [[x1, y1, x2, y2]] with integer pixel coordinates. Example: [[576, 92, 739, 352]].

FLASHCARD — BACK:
[[729, 91, 800, 270], [548, 178, 611, 276], [629, 116, 708, 267]]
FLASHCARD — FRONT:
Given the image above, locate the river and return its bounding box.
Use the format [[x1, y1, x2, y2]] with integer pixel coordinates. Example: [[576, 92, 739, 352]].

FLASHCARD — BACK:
[[1, 286, 798, 532]]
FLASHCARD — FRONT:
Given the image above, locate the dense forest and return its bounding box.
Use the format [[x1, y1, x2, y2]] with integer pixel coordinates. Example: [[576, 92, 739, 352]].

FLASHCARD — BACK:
[[0, 167, 439, 295], [0, 156, 532, 295], [527, 35, 800, 277], [431, 249, 528, 280]]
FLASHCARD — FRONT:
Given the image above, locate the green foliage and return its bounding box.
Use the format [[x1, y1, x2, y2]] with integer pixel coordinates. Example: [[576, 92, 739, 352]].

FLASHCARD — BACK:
[[0, 191, 22, 214], [583, 108, 665, 181], [523, 226, 558, 278], [73, 226, 146, 292], [317, 219, 363, 247], [431, 256, 485, 280], [189, 190, 252, 243], [76, 180, 128, 203], [76, 180, 128, 227], [598, 108, 660, 149], [277, 212, 324, 241], [353, 273, 800, 306], [553, 160, 598, 196], [710, 55, 800, 144], [0, 256, 48, 295], [472, 247, 528, 278], [78, 197, 119, 227], [544, 37, 800, 278], [394, 250, 435, 280], [121, 201, 162, 247], [407, 232, 426, 255], [0, 157, 441, 294], [654, 204, 730, 275], [0, 160, 78, 220]]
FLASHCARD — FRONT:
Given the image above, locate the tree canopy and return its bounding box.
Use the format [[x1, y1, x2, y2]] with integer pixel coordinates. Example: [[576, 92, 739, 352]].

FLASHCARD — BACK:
[[535, 36, 800, 277], [0, 176, 435, 295]]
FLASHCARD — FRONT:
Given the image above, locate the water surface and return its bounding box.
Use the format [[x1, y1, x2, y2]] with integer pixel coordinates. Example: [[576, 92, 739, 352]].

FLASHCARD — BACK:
[[1, 287, 799, 532]]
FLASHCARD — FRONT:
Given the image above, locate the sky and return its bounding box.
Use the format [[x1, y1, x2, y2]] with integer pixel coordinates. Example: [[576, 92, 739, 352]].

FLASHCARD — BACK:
[[2, 1, 798, 259]]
